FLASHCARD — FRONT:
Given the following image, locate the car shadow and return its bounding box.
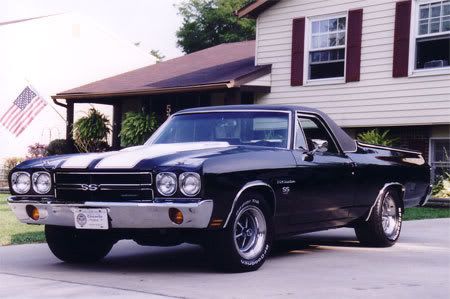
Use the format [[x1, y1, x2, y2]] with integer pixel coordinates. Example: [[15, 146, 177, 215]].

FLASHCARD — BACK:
[[51, 243, 216, 274], [49, 232, 362, 273], [271, 233, 362, 257]]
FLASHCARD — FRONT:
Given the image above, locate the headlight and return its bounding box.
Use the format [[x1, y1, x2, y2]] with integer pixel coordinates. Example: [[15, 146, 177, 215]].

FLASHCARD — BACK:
[[179, 172, 201, 197], [32, 172, 52, 194], [11, 172, 31, 194], [156, 172, 177, 196]]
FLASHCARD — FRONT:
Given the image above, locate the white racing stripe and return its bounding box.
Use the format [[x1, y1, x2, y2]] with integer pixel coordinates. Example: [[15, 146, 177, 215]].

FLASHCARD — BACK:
[[61, 152, 117, 169], [94, 142, 230, 169]]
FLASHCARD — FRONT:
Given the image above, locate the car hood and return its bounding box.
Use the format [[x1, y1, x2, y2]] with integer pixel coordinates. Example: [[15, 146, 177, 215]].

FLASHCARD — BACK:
[[16, 142, 284, 171]]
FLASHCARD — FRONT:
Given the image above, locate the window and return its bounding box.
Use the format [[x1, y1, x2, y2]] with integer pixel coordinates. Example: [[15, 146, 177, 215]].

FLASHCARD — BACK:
[[150, 112, 290, 149], [308, 16, 347, 80], [430, 138, 450, 181], [414, 1, 450, 70], [297, 115, 338, 154]]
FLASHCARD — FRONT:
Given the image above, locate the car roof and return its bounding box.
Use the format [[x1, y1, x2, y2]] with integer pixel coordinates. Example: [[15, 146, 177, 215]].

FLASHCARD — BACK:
[[175, 105, 357, 153], [177, 104, 322, 114]]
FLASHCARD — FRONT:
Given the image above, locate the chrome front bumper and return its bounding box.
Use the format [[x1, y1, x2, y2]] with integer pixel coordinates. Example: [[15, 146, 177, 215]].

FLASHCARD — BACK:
[[7, 198, 213, 229]]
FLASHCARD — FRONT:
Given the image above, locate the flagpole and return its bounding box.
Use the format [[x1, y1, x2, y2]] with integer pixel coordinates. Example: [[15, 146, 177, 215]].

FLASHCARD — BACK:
[[24, 78, 66, 122]]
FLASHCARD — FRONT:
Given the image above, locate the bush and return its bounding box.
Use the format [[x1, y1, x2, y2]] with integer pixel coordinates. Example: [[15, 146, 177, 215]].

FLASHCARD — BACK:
[[73, 108, 111, 152], [120, 111, 158, 147], [46, 139, 76, 156], [432, 172, 450, 198], [3, 157, 24, 177], [357, 129, 398, 147], [26, 143, 47, 159]]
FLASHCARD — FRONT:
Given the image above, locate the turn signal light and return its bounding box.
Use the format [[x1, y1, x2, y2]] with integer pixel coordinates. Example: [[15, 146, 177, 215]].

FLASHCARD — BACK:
[[209, 219, 223, 228], [169, 208, 183, 225], [26, 205, 39, 221]]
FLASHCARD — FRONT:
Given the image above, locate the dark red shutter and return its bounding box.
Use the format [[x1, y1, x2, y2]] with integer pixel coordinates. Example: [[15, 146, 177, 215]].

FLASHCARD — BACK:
[[393, 0, 412, 77], [346, 9, 363, 82], [291, 17, 305, 86]]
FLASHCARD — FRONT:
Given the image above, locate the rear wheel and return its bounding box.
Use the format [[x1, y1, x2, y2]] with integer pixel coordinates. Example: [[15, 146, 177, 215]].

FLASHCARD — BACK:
[[206, 192, 273, 272], [355, 190, 402, 247], [45, 225, 114, 263]]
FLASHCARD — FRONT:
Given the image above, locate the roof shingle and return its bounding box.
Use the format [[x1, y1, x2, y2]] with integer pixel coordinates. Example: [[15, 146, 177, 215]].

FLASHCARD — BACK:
[[55, 40, 269, 99]]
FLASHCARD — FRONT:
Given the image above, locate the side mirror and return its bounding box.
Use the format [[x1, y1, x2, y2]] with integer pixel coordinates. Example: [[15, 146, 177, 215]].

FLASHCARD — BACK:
[[312, 139, 328, 153], [303, 139, 328, 161]]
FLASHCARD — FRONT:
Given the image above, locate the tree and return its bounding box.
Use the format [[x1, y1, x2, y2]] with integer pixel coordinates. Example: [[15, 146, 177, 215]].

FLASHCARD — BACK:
[[150, 49, 166, 63], [176, 0, 256, 54]]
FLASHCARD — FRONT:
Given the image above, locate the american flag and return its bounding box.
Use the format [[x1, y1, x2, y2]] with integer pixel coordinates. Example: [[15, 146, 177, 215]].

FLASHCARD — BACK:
[[0, 86, 47, 137]]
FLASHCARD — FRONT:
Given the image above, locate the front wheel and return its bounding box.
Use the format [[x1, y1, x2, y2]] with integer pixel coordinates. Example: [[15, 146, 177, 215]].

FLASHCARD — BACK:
[[206, 192, 273, 272], [45, 225, 114, 263], [355, 190, 403, 247]]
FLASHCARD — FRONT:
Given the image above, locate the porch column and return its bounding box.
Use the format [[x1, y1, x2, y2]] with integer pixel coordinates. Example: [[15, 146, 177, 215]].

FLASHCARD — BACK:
[[66, 101, 75, 151], [112, 101, 122, 150]]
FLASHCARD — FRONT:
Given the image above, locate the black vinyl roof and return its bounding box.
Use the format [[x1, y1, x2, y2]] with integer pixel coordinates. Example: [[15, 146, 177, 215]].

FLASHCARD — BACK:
[[176, 105, 357, 153]]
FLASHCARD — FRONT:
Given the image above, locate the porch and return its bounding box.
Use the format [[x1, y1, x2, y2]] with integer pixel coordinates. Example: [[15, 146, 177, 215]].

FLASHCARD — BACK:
[[51, 41, 271, 150]]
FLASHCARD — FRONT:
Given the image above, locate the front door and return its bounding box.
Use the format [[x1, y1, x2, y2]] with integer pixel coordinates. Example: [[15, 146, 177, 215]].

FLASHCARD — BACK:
[[289, 113, 355, 225]]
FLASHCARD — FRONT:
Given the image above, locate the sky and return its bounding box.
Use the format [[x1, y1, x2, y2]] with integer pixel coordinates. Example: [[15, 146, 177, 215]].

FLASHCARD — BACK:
[[1, 0, 185, 59]]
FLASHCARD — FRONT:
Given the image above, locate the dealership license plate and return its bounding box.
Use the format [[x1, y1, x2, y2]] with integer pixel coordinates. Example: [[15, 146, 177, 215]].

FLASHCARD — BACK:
[[74, 208, 109, 230]]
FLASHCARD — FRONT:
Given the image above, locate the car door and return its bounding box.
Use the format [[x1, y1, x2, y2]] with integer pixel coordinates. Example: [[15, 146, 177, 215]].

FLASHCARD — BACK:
[[289, 113, 355, 225]]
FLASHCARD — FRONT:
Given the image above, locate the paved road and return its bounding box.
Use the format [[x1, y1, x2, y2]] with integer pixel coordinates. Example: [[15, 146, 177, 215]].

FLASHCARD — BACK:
[[1, 219, 449, 299]]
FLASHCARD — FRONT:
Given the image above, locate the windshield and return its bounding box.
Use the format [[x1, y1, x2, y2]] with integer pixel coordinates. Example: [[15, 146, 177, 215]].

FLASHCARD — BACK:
[[148, 111, 290, 148]]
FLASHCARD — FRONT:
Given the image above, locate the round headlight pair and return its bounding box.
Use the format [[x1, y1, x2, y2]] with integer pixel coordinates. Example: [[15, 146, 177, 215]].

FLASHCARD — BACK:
[[156, 172, 201, 197], [11, 171, 51, 194]]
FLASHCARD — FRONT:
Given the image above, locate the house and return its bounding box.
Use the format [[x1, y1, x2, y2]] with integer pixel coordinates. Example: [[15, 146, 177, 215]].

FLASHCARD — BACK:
[[52, 40, 271, 149], [237, 0, 450, 179], [52, 0, 449, 180], [0, 13, 155, 162]]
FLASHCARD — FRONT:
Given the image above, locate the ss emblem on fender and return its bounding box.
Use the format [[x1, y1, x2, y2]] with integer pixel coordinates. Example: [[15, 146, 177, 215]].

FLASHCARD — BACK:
[[81, 184, 99, 191], [282, 186, 290, 195]]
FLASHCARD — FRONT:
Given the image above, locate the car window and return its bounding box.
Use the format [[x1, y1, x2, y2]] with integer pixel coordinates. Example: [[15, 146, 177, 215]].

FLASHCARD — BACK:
[[297, 115, 338, 154], [150, 112, 290, 149]]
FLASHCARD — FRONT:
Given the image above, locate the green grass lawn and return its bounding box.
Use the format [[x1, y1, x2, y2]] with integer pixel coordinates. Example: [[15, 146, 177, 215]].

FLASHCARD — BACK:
[[0, 194, 45, 246], [0, 193, 449, 246], [403, 206, 450, 221]]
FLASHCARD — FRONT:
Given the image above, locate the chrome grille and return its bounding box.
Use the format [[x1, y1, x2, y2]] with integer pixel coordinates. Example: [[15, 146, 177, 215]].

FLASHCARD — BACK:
[[54, 172, 153, 202]]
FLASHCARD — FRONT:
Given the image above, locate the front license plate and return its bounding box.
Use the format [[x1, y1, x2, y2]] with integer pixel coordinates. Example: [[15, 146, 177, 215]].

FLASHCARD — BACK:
[[74, 208, 109, 230]]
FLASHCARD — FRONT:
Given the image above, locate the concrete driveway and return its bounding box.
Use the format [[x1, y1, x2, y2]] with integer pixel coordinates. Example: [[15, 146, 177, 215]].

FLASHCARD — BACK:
[[1, 219, 449, 299]]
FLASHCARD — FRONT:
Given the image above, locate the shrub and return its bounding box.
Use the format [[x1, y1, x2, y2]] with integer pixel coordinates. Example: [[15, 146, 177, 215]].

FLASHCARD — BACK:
[[432, 172, 450, 198], [357, 129, 398, 147], [46, 139, 76, 156], [120, 111, 158, 147], [3, 157, 25, 177], [26, 143, 47, 159], [73, 108, 111, 152]]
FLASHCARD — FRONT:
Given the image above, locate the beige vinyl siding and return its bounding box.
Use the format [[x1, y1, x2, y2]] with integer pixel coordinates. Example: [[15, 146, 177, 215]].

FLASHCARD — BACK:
[[255, 0, 450, 128]]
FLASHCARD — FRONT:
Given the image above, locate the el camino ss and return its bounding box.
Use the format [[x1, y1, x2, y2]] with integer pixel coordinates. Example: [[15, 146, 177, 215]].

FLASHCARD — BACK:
[[8, 105, 432, 272]]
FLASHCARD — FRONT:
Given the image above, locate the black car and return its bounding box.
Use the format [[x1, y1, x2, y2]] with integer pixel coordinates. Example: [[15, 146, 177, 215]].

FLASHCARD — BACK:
[[8, 105, 431, 272]]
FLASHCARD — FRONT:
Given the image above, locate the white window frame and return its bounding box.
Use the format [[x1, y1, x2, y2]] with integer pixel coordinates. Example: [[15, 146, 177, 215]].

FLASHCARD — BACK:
[[408, 0, 450, 77], [303, 13, 348, 86], [429, 137, 450, 181]]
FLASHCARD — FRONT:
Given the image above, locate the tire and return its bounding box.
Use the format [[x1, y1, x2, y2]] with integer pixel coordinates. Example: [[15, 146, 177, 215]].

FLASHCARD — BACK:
[[45, 225, 114, 263], [355, 189, 403, 247], [206, 191, 273, 272]]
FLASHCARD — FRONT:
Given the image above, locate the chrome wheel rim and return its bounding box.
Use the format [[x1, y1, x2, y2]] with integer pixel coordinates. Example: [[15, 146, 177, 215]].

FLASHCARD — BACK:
[[233, 205, 267, 260], [381, 194, 398, 237]]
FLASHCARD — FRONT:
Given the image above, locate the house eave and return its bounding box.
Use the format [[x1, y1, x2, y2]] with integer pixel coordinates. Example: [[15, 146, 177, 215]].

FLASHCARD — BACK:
[[236, 0, 279, 19], [52, 83, 230, 100]]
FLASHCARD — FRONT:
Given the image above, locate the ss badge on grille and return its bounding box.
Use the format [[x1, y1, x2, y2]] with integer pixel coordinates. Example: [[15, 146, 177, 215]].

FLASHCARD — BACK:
[[81, 184, 99, 191]]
